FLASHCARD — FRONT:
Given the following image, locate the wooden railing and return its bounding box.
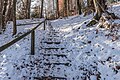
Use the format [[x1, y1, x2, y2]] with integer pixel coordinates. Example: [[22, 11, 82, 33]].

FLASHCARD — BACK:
[[0, 20, 46, 55]]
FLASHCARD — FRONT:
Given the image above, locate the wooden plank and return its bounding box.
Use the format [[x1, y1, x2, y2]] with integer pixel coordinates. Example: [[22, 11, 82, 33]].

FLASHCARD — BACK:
[[34, 76, 67, 80], [44, 62, 70, 66], [31, 31, 35, 55], [43, 20, 46, 30], [16, 22, 43, 26], [42, 48, 65, 50], [42, 41, 61, 44], [41, 53, 67, 57]]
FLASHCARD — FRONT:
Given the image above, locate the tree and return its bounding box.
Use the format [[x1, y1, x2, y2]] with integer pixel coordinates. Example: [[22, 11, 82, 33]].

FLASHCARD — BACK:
[[40, 0, 44, 18], [5, 0, 12, 24], [69, 0, 73, 16], [2, 0, 8, 29], [56, 0, 60, 18], [77, 0, 82, 15], [93, 0, 106, 20], [26, 0, 31, 19], [13, 0, 17, 35], [16, 0, 31, 19], [64, 0, 68, 17], [87, 0, 107, 26], [0, 0, 3, 32]]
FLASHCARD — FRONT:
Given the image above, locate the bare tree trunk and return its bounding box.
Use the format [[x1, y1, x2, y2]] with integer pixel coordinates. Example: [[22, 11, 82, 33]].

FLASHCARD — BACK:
[[93, 0, 105, 20], [40, 0, 44, 18], [53, 0, 55, 11], [0, 0, 3, 32], [53, 0, 55, 19], [69, 0, 72, 16], [26, 0, 31, 19], [56, 0, 59, 18], [5, 0, 12, 24], [2, 0, 8, 29], [13, 0, 17, 35], [87, 0, 107, 26], [64, 0, 68, 17], [67, 0, 70, 16], [77, 0, 82, 15]]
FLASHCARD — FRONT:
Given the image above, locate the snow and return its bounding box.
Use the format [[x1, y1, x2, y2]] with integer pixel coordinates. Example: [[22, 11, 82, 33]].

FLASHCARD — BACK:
[[0, 4, 120, 80]]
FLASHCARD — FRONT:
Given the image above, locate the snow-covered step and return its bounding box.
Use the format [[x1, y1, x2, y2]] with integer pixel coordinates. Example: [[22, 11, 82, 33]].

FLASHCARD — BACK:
[[42, 41, 61, 44], [43, 36, 61, 39], [47, 36, 60, 38], [47, 33, 60, 36], [40, 44, 65, 48], [40, 41, 62, 44], [42, 65, 68, 77], [41, 39, 61, 42], [34, 76, 67, 80], [42, 48, 65, 50], [38, 25, 71, 79], [41, 46, 65, 49], [46, 32, 60, 35], [44, 62, 71, 66], [46, 34, 60, 37], [40, 49, 66, 54], [43, 60, 70, 64], [46, 34, 59, 37], [41, 38, 61, 42], [40, 53, 67, 58], [41, 51, 68, 55], [49, 31, 59, 34], [43, 56, 69, 63], [42, 37, 63, 41]]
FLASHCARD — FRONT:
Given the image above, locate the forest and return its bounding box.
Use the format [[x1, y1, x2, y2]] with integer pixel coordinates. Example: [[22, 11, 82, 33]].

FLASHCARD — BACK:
[[0, 0, 120, 80]]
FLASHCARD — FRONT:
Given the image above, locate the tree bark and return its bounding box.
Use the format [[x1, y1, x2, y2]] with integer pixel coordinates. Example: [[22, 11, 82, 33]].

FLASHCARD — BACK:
[[56, 0, 59, 18], [40, 0, 44, 18], [77, 0, 82, 15], [26, 0, 31, 19], [2, 0, 8, 29], [5, 0, 12, 23], [87, 0, 107, 27], [0, 0, 3, 32], [64, 0, 68, 17], [13, 0, 17, 35], [93, 0, 105, 20]]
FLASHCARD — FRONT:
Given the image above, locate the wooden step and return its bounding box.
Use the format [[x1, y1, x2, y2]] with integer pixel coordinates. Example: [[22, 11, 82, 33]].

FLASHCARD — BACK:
[[40, 45, 65, 49], [42, 38, 60, 42], [42, 41, 61, 44], [42, 48, 65, 50], [49, 32, 59, 34], [34, 76, 67, 80], [48, 35, 60, 37], [44, 32, 59, 36], [44, 37, 61, 39], [41, 53, 67, 58], [41, 49, 65, 54], [47, 33, 59, 35], [44, 62, 71, 66]]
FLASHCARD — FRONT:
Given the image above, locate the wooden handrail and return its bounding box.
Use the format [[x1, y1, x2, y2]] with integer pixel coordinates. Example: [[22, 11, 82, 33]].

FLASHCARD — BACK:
[[16, 22, 43, 26], [0, 20, 46, 54]]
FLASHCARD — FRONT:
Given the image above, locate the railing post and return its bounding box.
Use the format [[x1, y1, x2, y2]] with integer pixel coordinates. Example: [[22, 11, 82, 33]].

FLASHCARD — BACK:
[[31, 30, 35, 55], [44, 20, 46, 30]]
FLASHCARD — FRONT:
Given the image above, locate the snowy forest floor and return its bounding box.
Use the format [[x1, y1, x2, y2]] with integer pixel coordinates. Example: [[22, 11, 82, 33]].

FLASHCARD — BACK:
[[0, 4, 120, 80]]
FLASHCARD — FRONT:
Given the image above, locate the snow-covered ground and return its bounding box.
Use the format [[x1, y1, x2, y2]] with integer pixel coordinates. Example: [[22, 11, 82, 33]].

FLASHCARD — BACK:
[[51, 14, 120, 80], [0, 4, 120, 80], [0, 19, 45, 80]]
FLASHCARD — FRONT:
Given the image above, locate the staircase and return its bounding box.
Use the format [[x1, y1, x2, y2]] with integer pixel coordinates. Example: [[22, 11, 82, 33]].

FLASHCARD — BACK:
[[34, 22, 71, 80]]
